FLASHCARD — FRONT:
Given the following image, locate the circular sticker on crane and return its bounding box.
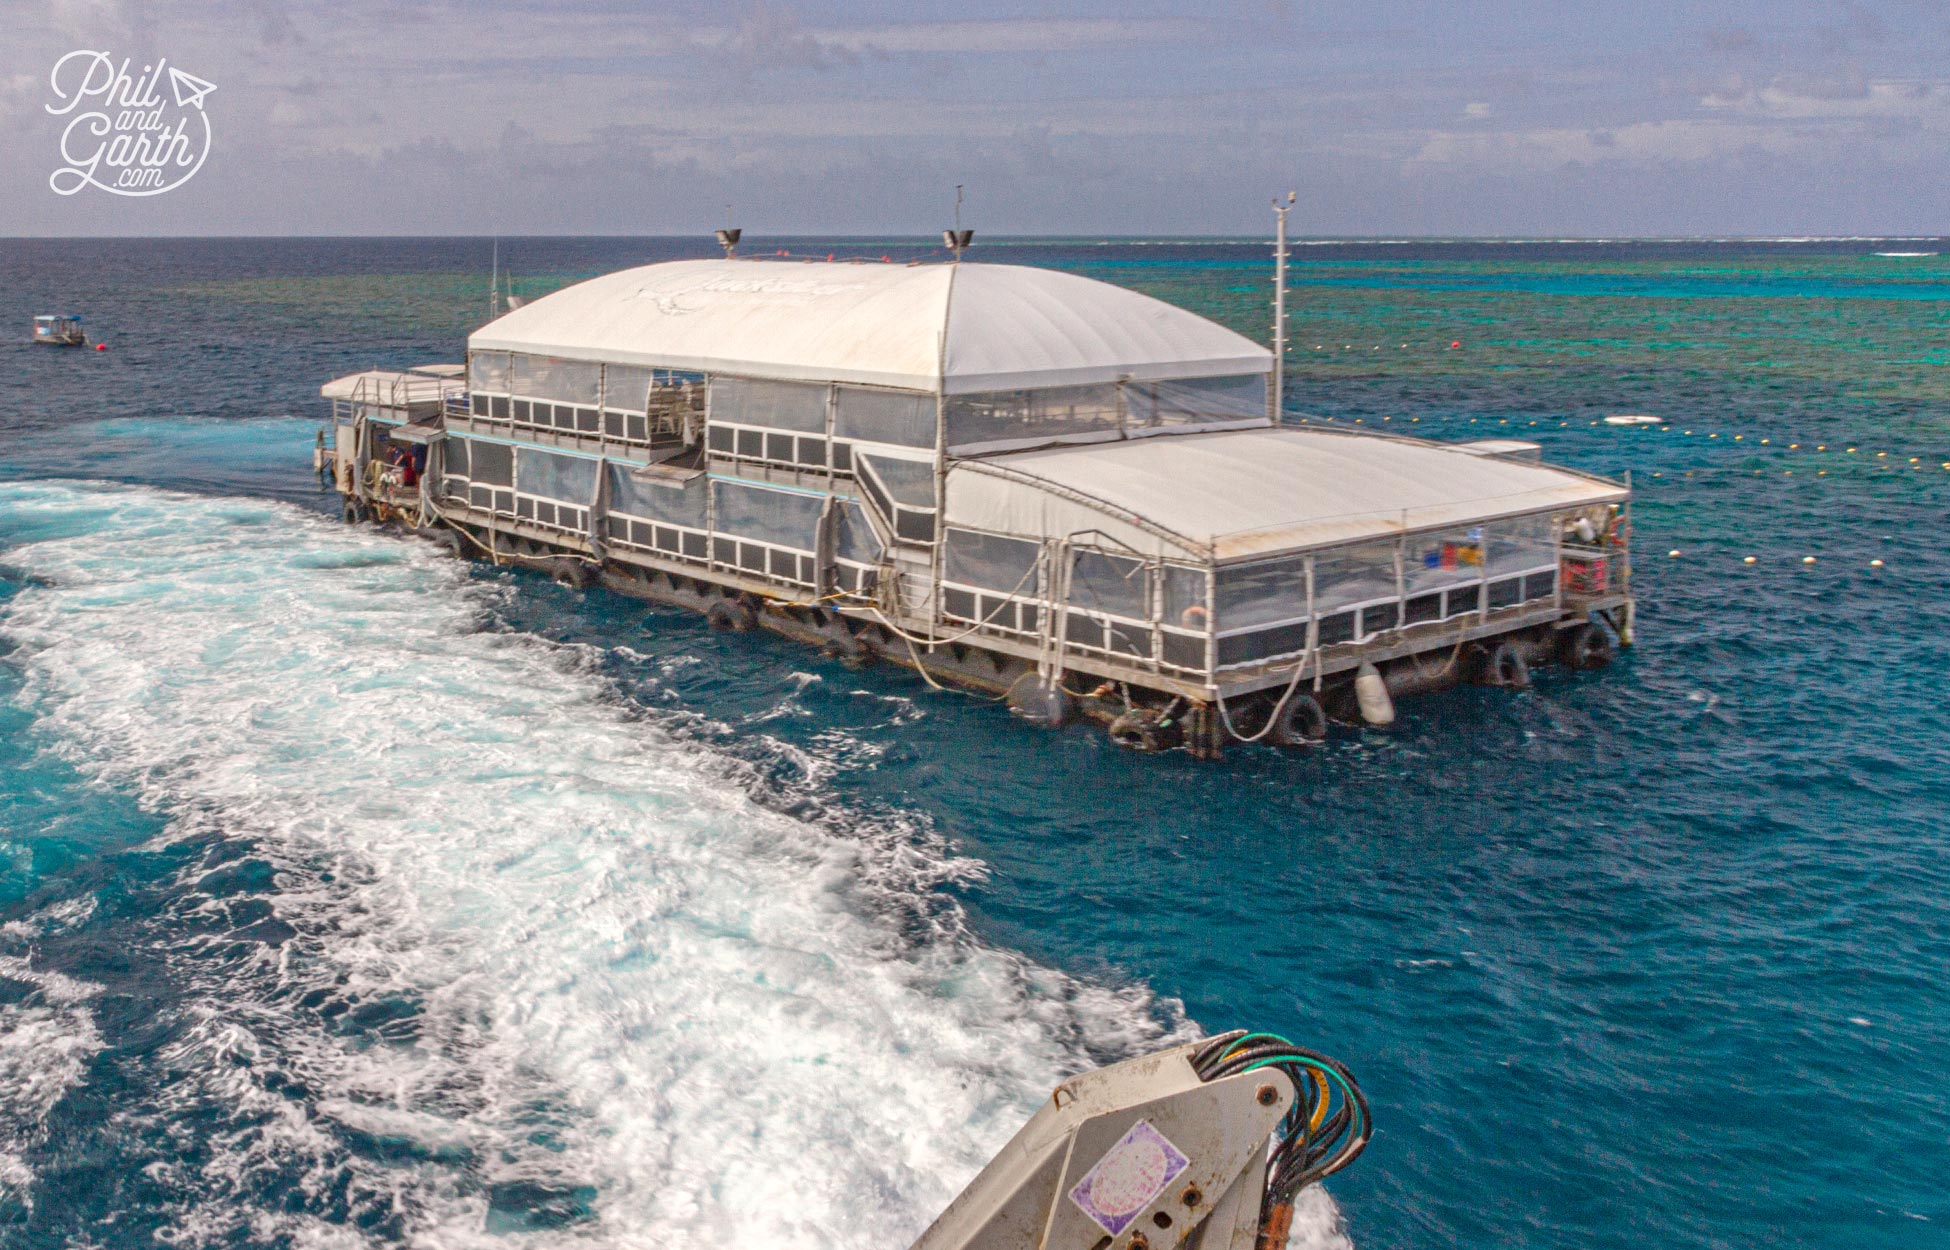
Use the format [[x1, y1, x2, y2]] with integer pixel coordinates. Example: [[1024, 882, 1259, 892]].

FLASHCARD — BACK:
[[1068, 1119, 1190, 1236]]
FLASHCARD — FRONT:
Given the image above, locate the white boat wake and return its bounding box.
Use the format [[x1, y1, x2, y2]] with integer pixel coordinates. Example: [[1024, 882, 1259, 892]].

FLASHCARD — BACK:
[[0, 481, 1352, 1249]]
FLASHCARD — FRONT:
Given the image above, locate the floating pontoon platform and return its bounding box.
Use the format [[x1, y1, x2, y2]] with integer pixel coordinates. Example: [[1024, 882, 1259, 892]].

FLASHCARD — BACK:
[[320, 257, 1633, 756]]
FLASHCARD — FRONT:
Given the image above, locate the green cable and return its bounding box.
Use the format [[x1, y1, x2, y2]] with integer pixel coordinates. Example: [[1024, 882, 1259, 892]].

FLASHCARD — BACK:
[[1236, 1054, 1362, 1112]]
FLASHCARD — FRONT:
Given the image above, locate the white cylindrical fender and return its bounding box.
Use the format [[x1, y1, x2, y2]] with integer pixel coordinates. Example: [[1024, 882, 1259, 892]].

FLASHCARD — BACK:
[[1354, 662, 1395, 726]]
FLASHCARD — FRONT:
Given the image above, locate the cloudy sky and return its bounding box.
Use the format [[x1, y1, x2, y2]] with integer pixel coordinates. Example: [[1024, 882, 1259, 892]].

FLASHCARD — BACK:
[[4, 0, 1947, 236]]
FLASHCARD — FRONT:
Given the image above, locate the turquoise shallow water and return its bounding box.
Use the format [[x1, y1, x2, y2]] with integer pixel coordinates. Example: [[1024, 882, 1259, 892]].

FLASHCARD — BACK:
[[0, 237, 1947, 1249]]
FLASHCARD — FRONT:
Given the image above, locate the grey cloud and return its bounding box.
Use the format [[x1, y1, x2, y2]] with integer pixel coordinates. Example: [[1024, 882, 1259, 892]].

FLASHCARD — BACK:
[[708, 5, 867, 76], [6, 0, 1950, 236], [1702, 25, 1761, 53]]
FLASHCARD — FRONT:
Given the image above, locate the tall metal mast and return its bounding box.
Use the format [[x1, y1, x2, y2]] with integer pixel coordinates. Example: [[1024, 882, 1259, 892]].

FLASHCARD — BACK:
[[490, 240, 501, 320], [1271, 191, 1295, 421]]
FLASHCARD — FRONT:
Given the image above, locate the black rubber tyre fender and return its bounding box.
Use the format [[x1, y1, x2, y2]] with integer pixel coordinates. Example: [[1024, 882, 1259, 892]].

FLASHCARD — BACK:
[[1481, 639, 1532, 689], [1319, 682, 1362, 725], [1107, 709, 1182, 753], [550, 559, 595, 590], [1558, 621, 1615, 671], [706, 597, 758, 632], [818, 622, 873, 667], [1266, 693, 1329, 746], [341, 498, 369, 525]]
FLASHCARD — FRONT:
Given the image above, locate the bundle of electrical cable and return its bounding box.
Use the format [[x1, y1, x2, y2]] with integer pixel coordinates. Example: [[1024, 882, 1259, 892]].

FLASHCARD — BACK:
[[1192, 1029, 1372, 1203]]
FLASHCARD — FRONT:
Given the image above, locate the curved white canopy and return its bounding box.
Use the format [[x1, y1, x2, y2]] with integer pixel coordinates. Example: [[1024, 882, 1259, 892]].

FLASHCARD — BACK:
[[469, 259, 1271, 395], [945, 427, 1628, 561]]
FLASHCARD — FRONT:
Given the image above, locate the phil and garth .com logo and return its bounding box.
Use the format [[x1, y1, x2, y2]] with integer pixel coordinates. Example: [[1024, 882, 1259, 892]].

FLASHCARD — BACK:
[[45, 51, 216, 197]]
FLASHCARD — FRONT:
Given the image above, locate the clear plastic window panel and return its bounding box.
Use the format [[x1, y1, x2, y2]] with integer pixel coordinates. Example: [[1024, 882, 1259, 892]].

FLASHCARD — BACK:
[[1068, 550, 1147, 620], [711, 480, 824, 552], [1123, 375, 1268, 430], [1312, 542, 1400, 612], [468, 351, 511, 394], [463, 438, 514, 487], [1487, 513, 1557, 576], [441, 440, 470, 498], [856, 453, 936, 509], [1404, 528, 1489, 594], [944, 528, 1040, 594], [834, 500, 883, 567], [603, 364, 656, 414], [1160, 564, 1211, 631], [605, 464, 708, 528], [1215, 556, 1308, 632], [710, 378, 828, 433], [511, 355, 602, 406], [943, 384, 1123, 451], [515, 448, 600, 504], [834, 387, 936, 448]]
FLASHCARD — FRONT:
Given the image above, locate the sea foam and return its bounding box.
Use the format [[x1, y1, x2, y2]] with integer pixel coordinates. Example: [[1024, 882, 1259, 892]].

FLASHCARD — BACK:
[[0, 482, 1356, 1249], [0, 475, 1294, 1240]]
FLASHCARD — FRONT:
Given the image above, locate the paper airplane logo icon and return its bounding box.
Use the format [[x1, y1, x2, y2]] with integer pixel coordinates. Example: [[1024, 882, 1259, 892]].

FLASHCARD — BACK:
[[168, 66, 216, 110]]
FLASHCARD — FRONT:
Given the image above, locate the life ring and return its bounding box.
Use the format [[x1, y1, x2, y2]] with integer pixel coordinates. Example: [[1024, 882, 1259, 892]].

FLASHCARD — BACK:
[[1557, 621, 1614, 671], [1265, 693, 1329, 746], [1178, 604, 1210, 629]]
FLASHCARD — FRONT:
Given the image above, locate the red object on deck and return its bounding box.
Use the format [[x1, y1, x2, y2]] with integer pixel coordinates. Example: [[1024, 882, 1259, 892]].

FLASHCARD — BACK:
[[1562, 555, 1609, 596]]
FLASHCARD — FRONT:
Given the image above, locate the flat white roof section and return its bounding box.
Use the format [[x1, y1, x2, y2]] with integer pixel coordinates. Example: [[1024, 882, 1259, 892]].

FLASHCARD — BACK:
[[468, 259, 1272, 394], [946, 427, 1627, 561], [320, 370, 463, 405]]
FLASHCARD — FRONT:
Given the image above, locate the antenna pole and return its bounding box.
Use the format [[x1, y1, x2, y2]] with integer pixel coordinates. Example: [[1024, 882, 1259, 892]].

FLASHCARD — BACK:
[[490, 240, 501, 319], [1271, 192, 1294, 421]]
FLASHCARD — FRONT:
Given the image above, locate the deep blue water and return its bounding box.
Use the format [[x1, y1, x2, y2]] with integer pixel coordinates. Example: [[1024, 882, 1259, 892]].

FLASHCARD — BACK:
[[1, 237, 1947, 1250]]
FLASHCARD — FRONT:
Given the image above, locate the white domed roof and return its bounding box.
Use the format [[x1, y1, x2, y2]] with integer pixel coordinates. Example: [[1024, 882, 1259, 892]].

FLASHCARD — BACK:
[[468, 258, 1270, 395]]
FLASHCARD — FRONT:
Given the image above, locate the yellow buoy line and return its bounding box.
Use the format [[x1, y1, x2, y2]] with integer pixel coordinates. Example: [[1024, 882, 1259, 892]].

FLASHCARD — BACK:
[[1641, 462, 1945, 482], [1667, 551, 1895, 569], [1292, 414, 1948, 466]]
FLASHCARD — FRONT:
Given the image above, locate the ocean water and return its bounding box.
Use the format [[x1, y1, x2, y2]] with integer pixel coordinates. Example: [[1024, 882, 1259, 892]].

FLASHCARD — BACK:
[[1, 237, 1947, 1250]]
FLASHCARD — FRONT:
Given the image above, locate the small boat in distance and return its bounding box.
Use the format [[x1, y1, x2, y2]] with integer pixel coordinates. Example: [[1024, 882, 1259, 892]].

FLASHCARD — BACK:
[[1873, 251, 1937, 258], [31, 315, 87, 346], [1603, 414, 1663, 426]]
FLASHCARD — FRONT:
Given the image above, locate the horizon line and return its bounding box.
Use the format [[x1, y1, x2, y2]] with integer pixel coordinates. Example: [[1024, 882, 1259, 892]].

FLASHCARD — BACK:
[[4, 232, 1948, 245]]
